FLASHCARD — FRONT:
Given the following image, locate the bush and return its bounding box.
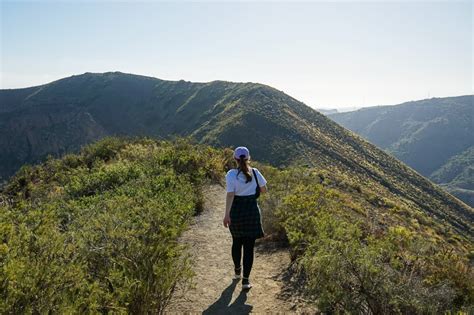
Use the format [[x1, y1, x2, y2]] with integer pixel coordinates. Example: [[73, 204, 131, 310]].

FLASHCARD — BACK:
[[265, 169, 474, 313], [0, 137, 229, 313]]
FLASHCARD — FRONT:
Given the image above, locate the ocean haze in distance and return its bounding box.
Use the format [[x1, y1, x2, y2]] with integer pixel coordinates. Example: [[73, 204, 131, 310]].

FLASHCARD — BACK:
[[1, 1, 471, 109]]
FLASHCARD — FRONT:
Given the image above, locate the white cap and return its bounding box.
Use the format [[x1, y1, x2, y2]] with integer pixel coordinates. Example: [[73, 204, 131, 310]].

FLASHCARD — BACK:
[[234, 146, 250, 159]]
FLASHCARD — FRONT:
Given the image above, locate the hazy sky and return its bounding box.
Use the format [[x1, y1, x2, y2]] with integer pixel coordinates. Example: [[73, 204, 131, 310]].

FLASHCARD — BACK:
[[1, 1, 472, 109]]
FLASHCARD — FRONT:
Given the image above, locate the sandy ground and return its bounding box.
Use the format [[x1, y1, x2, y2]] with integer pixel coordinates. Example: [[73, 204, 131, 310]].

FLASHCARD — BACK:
[[166, 185, 317, 314]]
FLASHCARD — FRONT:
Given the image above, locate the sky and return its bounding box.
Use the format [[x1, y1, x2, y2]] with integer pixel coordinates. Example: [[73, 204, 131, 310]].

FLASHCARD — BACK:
[[1, 1, 472, 109]]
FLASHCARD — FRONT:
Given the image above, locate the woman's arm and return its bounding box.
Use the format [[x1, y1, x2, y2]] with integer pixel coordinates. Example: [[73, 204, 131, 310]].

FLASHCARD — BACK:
[[223, 191, 235, 227], [260, 185, 267, 193]]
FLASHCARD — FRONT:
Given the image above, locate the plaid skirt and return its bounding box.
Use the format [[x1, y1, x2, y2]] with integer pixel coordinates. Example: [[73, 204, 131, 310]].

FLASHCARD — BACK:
[[229, 195, 265, 239]]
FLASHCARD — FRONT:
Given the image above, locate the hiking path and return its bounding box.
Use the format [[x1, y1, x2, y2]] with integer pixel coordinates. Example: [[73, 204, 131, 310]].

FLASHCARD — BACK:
[[167, 185, 316, 314]]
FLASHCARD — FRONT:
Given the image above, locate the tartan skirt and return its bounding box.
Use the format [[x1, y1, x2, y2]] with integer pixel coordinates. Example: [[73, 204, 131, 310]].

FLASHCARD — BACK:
[[229, 195, 265, 239]]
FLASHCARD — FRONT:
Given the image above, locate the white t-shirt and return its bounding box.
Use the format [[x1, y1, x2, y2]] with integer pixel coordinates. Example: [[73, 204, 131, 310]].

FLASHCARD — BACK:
[[226, 167, 267, 196]]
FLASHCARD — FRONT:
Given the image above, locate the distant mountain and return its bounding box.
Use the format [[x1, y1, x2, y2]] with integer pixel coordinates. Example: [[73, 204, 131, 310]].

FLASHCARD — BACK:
[[316, 108, 339, 115], [317, 107, 361, 114], [431, 146, 474, 206], [329, 96, 474, 206], [1, 72, 472, 240]]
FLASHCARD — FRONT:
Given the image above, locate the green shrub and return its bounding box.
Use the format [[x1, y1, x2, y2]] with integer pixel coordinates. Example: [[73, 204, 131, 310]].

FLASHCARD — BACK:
[[278, 184, 473, 313], [0, 137, 228, 313]]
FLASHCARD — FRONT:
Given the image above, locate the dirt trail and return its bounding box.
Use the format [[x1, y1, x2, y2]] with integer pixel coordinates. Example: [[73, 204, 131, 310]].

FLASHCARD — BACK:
[[167, 185, 316, 314]]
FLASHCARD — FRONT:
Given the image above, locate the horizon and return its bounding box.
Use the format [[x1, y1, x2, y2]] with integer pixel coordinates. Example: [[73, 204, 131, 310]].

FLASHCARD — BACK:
[[1, 1, 472, 109]]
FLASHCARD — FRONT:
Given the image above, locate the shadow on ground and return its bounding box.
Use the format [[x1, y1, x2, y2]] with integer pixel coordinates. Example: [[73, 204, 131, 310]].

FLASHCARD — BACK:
[[202, 279, 253, 314]]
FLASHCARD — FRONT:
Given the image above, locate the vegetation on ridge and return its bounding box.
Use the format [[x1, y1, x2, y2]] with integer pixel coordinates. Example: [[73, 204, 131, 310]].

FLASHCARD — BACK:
[[1, 137, 472, 313], [258, 165, 473, 313], [0, 137, 232, 313]]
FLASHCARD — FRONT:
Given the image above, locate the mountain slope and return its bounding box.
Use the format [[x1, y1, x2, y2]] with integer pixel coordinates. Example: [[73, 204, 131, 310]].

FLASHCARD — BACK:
[[432, 146, 474, 206], [328, 96, 474, 206], [1, 72, 472, 240]]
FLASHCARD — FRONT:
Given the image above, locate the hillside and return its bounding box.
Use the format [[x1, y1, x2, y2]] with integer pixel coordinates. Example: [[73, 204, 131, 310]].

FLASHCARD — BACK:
[[0, 138, 231, 313], [328, 96, 474, 206], [431, 146, 474, 206], [1, 72, 472, 240], [1, 138, 472, 313]]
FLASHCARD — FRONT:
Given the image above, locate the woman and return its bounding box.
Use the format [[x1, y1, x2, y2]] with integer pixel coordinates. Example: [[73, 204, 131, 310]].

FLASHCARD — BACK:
[[223, 146, 267, 290]]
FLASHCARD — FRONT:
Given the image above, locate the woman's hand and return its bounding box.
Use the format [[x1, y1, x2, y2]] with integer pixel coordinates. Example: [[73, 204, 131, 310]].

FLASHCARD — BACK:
[[223, 214, 231, 228]]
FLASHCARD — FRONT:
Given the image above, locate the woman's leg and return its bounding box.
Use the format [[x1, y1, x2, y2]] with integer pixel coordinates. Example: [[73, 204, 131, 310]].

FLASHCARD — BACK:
[[231, 236, 244, 272], [242, 237, 256, 279]]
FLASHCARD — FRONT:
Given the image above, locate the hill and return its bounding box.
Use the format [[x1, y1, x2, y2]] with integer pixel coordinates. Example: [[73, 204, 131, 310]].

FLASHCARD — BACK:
[[328, 96, 474, 206], [1, 138, 472, 313], [432, 146, 474, 206], [1, 72, 472, 241]]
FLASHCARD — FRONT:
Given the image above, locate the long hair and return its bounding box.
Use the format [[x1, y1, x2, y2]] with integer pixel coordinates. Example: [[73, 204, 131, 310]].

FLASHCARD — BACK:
[[236, 154, 252, 183]]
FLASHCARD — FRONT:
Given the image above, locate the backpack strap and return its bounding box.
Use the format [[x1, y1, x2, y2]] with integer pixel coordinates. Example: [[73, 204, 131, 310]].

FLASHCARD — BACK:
[[252, 168, 261, 198], [252, 168, 259, 187]]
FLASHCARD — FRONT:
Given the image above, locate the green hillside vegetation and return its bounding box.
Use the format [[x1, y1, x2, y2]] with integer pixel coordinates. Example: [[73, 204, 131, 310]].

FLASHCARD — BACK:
[[0, 137, 233, 313], [432, 146, 474, 207], [328, 96, 474, 207], [1, 72, 471, 240], [1, 138, 472, 313], [258, 164, 473, 313]]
